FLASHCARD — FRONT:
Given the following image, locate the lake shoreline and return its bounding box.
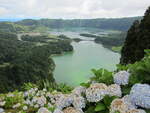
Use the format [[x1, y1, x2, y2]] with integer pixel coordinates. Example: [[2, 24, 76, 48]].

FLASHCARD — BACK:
[[52, 32, 120, 86]]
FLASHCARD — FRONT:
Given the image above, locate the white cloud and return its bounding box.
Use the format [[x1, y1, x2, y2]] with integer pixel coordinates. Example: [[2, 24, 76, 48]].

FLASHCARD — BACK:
[[0, 0, 149, 19]]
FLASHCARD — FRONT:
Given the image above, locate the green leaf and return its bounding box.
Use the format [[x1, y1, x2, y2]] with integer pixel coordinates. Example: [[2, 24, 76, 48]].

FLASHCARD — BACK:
[[103, 95, 117, 108], [115, 111, 120, 113], [80, 82, 90, 88], [95, 103, 106, 111], [85, 106, 96, 113]]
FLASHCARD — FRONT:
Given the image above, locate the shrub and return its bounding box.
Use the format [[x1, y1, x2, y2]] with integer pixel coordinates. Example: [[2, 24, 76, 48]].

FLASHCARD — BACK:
[[90, 68, 113, 85], [84, 96, 118, 113], [21, 82, 38, 91], [4, 91, 24, 109]]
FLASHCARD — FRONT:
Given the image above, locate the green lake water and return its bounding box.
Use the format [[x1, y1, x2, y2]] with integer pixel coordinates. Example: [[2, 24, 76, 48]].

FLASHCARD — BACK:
[[52, 31, 120, 86]]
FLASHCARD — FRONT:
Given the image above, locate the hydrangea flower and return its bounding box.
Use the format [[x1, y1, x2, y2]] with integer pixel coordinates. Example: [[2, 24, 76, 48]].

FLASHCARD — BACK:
[[72, 95, 85, 109], [23, 106, 28, 111], [107, 84, 122, 97], [122, 95, 136, 110], [52, 92, 64, 103], [12, 103, 21, 109], [24, 88, 38, 98], [0, 101, 5, 107], [46, 92, 53, 98], [53, 108, 64, 113], [37, 107, 51, 113], [55, 94, 73, 109], [110, 98, 129, 113], [86, 83, 108, 102], [48, 102, 53, 108], [0, 108, 4, 113], [72, 86, 86, 96], [31, 96, 47, 107], [127, 109, 146, 113], [114, 71, 130, 85], [36, 96, 47, 107], [7, 93, 15, 97], [130, 84, 150, 109], [63, 107, 83, 113], [110, 95, 146, 113], [24, 99, 31, 105], [34, 104, 39, 108]]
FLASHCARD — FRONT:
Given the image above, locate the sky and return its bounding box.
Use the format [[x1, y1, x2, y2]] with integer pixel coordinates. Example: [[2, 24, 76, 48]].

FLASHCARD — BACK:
[[0, 0, 150, 19]]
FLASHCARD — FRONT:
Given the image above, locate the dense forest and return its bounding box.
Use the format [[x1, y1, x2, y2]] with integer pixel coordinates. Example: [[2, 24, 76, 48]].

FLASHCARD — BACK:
[[0, 32, 73, 93], [120, 6, 150, 64]]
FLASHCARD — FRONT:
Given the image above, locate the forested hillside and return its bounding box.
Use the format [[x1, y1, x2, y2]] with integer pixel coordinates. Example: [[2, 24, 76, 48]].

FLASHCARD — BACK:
[[120, 7, 150, 64], [15, 16, 142, 31], [0, 32, 73, 93]]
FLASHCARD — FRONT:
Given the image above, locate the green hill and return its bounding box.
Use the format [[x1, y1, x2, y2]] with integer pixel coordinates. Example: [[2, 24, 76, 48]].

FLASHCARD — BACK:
[[15, 17, 142, 31]]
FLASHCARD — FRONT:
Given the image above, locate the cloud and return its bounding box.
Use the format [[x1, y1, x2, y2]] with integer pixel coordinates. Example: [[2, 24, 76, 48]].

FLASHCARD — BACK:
[[0, 0, 149, 19]]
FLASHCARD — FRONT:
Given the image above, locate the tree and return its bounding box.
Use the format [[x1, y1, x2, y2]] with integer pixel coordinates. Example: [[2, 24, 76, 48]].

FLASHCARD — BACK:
[[120, 6, 150, 64]]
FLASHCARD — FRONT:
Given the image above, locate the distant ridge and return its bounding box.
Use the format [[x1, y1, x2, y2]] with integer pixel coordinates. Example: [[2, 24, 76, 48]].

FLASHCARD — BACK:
[[16, 16, 142, 31], [0, 16, 142, 31], [0, 18, 23, 22]]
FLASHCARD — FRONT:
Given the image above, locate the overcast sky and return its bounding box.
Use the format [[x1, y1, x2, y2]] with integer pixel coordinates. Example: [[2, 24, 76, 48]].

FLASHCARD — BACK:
[[0, 0, 150, 19]]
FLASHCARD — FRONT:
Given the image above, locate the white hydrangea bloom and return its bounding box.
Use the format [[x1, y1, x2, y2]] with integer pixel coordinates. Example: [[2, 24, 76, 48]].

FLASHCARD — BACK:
[[0, 108, 4, 113], [37, 107, 51, 113], [37, 90, 46, 97], [107, 84, 122, 97], [32, 96, 38, 103], [114, 71, 130, 85], [53, 108, 64, 113], [130, 84, 150, 109], [12, 103, 21, 109], [55, 94, 73, 110], [24, 92, 29, 97], [24, 99, 31, 105], [29, 88, 37, 95], [46, 92, 53, 98], [24, 88, 38, 98], [72, 86, 86, 96], [7, 93, 14, 97], [23, 106, 28, 111], [0, 101, 5, 107], [63, 107, 83, 113], [72, 95, 85, 109], [34, 104, 39, 108], [31, 96, 47, 107], [35, 88, 38, 91], [110, 95, 139, 113], [43, 88, 47, 92], [86, 83, 108, 102], [48, 102, 53, 108], [122, 95, 136, 110], [52, 93, 64, 103], [110, 98, 129, 113], [36, 96, 47, 107], [127, 109, 146, 113]]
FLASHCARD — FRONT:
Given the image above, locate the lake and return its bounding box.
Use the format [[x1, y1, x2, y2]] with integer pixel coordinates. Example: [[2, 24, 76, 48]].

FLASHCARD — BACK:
[[51, 31, 120, 86]]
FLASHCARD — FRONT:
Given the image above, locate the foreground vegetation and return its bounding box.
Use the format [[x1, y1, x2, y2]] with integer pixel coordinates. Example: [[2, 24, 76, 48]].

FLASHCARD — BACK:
[[0, 50, 150, 113], [0, 32, 73, 93]]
